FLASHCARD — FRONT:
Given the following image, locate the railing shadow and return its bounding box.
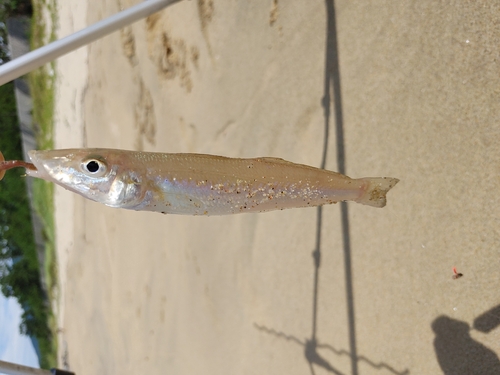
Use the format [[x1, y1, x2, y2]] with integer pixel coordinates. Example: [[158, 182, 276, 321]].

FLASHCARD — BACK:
[[253, 324, 409, 375], [322, 0, 357, 373], [254, 1, 409, 374]]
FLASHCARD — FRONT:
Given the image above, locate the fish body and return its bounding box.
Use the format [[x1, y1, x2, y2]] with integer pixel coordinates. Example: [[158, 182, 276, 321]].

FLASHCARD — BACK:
[[25, 148, 399, 215]]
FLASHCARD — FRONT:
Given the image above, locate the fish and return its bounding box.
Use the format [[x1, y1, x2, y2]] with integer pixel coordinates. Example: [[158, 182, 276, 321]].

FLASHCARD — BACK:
[[0, 148, 399, 215]]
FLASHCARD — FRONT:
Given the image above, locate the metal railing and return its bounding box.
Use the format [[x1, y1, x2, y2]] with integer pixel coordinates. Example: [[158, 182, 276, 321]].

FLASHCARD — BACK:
[[0, 0, 182, 85]]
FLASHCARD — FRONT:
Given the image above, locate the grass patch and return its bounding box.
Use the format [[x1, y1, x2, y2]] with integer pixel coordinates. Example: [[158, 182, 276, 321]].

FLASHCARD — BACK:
[[29, 0, 56, 150], [28, 0, 58, 368]]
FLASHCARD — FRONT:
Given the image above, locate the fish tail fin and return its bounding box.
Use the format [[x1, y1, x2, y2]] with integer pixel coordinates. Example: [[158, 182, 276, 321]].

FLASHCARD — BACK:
[[355, 177, 399, 208]]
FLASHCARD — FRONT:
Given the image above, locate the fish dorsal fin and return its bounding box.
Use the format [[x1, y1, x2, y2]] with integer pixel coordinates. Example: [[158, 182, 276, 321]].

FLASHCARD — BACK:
[[256, 157, 290, 164], [255, 157, 322, 172]]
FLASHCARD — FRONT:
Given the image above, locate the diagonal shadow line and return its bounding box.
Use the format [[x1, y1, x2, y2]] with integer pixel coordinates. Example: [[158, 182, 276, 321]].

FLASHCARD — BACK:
[[321, 1, 358, 375], [253, 324, 410, 375], [317, 343, 410, 375], [254, 324, 345, 375]]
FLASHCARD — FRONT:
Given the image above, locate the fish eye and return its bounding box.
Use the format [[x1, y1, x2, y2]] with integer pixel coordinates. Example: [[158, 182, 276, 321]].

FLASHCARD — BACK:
[[81, 158, 107, 177], [86, 160, 99, 173]]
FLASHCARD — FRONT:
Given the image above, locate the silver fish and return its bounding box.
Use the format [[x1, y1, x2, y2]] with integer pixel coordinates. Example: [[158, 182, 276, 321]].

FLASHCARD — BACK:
[[1, 149, 399, 215]]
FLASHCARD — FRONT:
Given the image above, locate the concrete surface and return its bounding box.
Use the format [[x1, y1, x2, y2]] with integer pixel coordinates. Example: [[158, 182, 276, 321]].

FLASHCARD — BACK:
[[50, 1, 500, 374]]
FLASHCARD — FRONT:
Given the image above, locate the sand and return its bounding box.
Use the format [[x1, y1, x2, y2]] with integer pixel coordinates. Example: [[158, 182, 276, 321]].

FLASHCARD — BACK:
[[51, 1, 500, 374]]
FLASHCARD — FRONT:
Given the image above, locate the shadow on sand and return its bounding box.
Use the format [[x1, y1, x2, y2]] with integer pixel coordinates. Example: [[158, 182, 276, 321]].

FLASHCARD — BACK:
[[254, 1, 409, 374], [433, 305, 500, 375]]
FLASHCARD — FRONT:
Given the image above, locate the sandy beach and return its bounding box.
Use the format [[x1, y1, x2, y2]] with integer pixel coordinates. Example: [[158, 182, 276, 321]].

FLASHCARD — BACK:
[[51, 1, 500, 374]]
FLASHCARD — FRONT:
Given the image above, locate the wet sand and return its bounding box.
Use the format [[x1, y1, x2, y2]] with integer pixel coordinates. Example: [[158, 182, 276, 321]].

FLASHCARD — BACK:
[[52, 1, 500, 374]]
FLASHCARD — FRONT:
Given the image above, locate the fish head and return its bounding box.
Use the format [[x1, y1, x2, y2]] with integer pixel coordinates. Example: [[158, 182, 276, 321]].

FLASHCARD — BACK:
[[27, 149, 146, 208]]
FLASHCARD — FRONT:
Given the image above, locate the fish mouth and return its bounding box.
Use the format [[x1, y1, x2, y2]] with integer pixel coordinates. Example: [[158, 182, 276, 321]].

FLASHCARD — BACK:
[[26, 150, 56, 181]]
